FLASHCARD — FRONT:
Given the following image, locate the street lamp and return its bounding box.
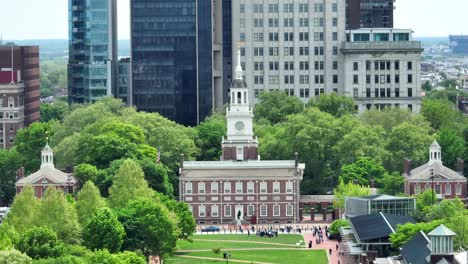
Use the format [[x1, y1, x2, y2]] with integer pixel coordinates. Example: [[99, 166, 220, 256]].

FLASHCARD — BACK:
[[429, 168, 435, 205], [67, 173, 73, 194]]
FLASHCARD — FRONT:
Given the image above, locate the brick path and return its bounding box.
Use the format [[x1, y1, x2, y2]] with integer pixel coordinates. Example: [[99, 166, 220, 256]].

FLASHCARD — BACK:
[[303, 227, 340, 264]]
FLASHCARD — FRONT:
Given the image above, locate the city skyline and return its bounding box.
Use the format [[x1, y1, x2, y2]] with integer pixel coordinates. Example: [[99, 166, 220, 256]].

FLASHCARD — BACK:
[[0, 0, 467, 40]]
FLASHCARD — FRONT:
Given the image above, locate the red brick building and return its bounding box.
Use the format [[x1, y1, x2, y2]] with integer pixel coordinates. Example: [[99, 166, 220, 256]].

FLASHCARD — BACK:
[[179, 51, 305, 225], [403, 141, 467, 203], [0, 44, 40, 148], [16, 144, 76, 198]]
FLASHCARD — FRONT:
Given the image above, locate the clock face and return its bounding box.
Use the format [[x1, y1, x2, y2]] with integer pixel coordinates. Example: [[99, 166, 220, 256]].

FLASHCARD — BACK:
[[235, 121, 245, 131]]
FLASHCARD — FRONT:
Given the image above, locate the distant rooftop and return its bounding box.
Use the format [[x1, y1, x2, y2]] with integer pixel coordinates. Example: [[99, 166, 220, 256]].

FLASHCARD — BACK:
[[352, 194, 412, 201], [183, 160, 304, 170]]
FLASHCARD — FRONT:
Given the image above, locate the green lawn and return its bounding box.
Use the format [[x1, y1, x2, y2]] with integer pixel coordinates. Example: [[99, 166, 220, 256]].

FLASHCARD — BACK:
[[166, 250, 327, 264], [190, 234, 304, 245], [164, 234, 328, 264]]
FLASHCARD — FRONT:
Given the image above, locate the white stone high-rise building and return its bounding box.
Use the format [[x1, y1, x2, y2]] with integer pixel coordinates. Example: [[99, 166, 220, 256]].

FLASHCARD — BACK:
[[232, 0, 346, 104], [342, 28, 423, 112]]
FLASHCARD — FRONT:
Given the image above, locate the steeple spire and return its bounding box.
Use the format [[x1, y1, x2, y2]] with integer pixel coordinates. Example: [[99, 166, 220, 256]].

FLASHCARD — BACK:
[[235, 44, 243, 80], [429, 140, 442, 165]]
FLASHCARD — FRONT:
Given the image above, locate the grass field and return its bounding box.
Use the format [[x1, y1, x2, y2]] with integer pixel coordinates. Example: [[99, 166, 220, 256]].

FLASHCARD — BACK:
[[165, 234, 328, 264]]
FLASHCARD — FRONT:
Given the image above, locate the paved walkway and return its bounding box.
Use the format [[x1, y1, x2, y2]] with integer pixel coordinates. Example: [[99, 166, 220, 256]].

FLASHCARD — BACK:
[[193, 239, 297, 247], [303, 227, 340, 264]]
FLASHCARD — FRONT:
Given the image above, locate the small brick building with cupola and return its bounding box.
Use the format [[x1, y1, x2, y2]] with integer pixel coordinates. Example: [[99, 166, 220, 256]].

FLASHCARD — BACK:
[[179, 50, 305, 225], [16, 143, 76, 198], [403, 141, 467, 203]]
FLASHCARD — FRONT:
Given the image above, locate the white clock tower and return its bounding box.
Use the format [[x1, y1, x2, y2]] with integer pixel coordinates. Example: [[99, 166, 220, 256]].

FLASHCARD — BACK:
[[222, 48, 258, 161]]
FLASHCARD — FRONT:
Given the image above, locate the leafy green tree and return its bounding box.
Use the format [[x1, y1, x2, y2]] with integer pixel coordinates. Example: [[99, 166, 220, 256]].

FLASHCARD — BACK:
[[195, 113, 226, 161], [437, 128, 465, 170], [385, 122, 433, 172], [439, 79, 458, 89], [14, 122, 50, 173], [156, 193, 196, 239], [339, 157, 386, 186], [0, 224, 16, 250], [446, 211, 468, 249], [74, 164, 99, 184], [37, 187, 81, 244], [32, 255, 86, 264], [108, 159, 153, 209], [389, 220, 444, 249], [0, 249, 32, 264], [116, 251, 146, 264], [421, 99, 460, 130], [53, 133, 80, 169], [40, 101, 69, 122], [422, 81, 432, 91], [4, 185, 39, 235], [360, 108, 428, 134], [333, 124, 387, 165], [16, 227, 64, 259], [333, 179, 371, 210], [377, 172, 405, 195], [85, 250, 119, 264], [254, 91, 304, 124], [308, 93, 356, 117], [137, 158, 174, 197], [76, 181, 107, 226], [83, 208, 125, 253], [329, 219, 349, 236], [119, 197, 179, 258], [416, 189, 437, 214], [425, 198, 466, 221], [0, 149, 21, 206]]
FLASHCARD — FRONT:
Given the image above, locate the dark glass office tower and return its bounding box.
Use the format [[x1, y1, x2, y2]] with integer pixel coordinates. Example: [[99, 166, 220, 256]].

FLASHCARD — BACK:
[[68, 0, 118, 103], [131, 0, 225, 126], [346, 0, 394, 29]]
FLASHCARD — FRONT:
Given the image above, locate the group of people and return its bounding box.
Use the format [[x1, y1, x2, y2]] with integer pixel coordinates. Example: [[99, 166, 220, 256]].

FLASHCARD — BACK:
[[256, 226, 279, 238], [312, 225, 327, 244]]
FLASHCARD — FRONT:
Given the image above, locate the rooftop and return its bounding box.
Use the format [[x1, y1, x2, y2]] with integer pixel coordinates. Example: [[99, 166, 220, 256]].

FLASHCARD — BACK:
[[350, 212, 415, 242], [354, 194, 413, 201], [428, 224, 456, 237], [183, 160, 304, 170]]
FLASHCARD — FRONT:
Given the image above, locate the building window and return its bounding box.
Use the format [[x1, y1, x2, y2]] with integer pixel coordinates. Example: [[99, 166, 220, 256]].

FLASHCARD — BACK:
[[240, 4, 245, 13], [225, 205, 231, 217], [260, 205, 267, 216], [269, 33, 279, 42], [247, 182, 254, 193], [283, 18, 294, 27], [186, 182, 192, 194], [269, 47, 279, 56], [332, 3, 338, 12], [273, 205, 280, 216], [353, 75, 359, 84], [333, 46, 338, 55], [353, 88, 359, 98], [198, 182, 205, 194], [247, 205, 255, 216], [268, 4, 279, 13], [408, 88, 413, 97], [333, 75, 338, 84], [236, 182, 243, 193], [300, 61, 309, 70], [407, 61, 413, 70], [299, 18, 309, 27], [395, 88, 400, 97], [408, 74, 413, 83], [332, 32, 338, 41], [260, 182, 267, 193], [286, 182, 293, 193], [395, 74, 400, 84], [333, 61, 338, 70], [332, 18, 337, 27], [456, 184, 461, 195], [199, 205, 206, 217], [224, 182, 231, 194], [284, 3, 294, 13], [353, 62, 359, 71], [273, 182, 280, 193], [299, 3, 308, 12], [408, 104, 413, 111], [395, 61, 400, 70], [212, 205, 219, 217], [253, 4, 263, 13], [445, 183, 451, 195], [269, 75, 279, 84], [211, 182, 218, 194], [286, 205, 293, 216]]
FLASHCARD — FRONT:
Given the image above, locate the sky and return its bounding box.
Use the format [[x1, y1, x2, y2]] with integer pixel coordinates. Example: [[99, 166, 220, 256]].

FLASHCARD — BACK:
[[0, 0, 466, 40]]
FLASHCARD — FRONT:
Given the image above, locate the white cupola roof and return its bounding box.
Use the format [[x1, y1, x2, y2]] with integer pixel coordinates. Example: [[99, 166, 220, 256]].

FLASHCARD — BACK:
[[41, 143, 55, 169]]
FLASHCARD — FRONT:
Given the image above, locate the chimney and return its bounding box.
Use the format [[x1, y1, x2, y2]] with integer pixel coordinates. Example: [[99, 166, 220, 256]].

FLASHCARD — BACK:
[[65, 165, 73, 174], [294, 152, 299, 169], [403, 159, 412, 176], [457, 158, 464, 175], [180, 154, 185, 169], [16, 167, 25, 180]]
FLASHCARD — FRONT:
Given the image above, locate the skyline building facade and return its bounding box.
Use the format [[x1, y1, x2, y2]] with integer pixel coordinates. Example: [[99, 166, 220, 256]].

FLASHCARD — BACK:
[[346, 0, 394, 29], [68, 0, 118, 103], [231, 0, 346, 105], [0, 44, 40, 149], [130, 0, 226, 126], [449, 35, 468, 55]]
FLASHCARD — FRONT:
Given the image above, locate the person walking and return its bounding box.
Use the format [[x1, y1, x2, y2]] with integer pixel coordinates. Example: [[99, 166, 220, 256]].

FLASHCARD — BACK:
[[329, 248, 332, 255]]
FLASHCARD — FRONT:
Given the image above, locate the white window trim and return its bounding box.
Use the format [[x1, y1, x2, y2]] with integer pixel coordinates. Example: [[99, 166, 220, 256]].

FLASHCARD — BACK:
[[273, 205, 280, 216], [286, 182, 293, 193], [273, 182, 280, 193], [199, 205, 206, 218], [225, 205, 232, 217], [212, 205, 219, 217], [286, 205, 293, 217], [198, 182, 205, 194], [247, 182, 254, 193], [236, 182, 243, 194], [445, 183, 451, 195], [247, 205, 254, 216], [186, 182, 192, 194], [455, 184, 462, 195], [260, 205, 267, 217], [211, 182, 218, 194], [260, 182, 267, 193], [224, 182, 231, 194]]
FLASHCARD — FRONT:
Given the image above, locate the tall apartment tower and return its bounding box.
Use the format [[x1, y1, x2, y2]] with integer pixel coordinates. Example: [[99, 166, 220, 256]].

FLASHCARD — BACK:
[[232, 1, 346, 104], [131, 0, 226, 126], [346, 0, 394, 29], [0, 44, 41, 148], [68, 0, 118, 103]]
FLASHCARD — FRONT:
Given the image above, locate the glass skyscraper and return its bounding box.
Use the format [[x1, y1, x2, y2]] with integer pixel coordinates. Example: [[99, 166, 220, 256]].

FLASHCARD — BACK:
[[68, 0, 117, 103], [131, 0, 226, 126]]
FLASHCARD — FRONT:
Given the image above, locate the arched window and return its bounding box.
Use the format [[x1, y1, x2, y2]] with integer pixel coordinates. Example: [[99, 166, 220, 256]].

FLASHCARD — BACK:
[[237, 92, 242, 104], [244, 92, 247, 103]]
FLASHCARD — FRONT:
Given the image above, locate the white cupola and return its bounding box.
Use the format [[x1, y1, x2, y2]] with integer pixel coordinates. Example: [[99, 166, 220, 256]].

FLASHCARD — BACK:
[[429, 141, 442, 165], [41, 143, 55, 169]]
